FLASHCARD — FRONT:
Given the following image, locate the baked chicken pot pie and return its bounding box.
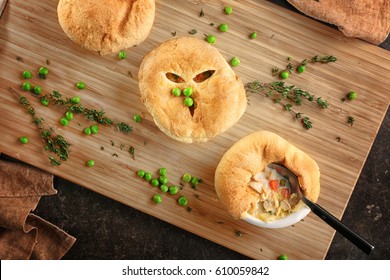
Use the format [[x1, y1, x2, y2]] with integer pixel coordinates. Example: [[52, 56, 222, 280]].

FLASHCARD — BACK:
[[215, 131, 320, 228], [138, 37, 247, 143], [57, 0, 155, 55]]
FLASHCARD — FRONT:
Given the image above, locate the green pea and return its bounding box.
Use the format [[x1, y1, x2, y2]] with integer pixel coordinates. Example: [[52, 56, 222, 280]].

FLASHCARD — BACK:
[[86, 160, 95, 167], [169, 185, 179, 195], [278, 254, 288, 260], [22, 82, 32, 91], [90, 125, 99, 134], [182, 173, 192, 183], [60, 117, 69, 126], [178, 196, 188, 206], [184, 97, 194, 107], [153, 194, 162, 204], [76, 81, 86, 90], [224, 6, 233, 14], [347, 91, 358, 100], [279, 71, 289, 79], [159, 167, 167, 176], [38, 67, 49, 76], [206, 35, 216, 45], [22, 70, 32, 79], [71, 96, 81, 104], [119, 51, 127, 59], [137, 169, 145, 178], [190, 176, 199, 187], [151, 178, 160, 187], [133, 114, 142, 123], [297, 65, 306, 73], [33, 86, 42, 95], [249, 32, 257, 39], [144, 172, 152, 181], [19, 136, 29, 144], [159, 176, 168, 185], [183, 87, 193, 97], [40, 97, 49, 106], [171, 87, 181, 97], [160, 184, 169, 193], [84, 127, 92, 135], [230, 57, 240, 67], [218, 23, 228, 32], [65, 111, 74, 121]]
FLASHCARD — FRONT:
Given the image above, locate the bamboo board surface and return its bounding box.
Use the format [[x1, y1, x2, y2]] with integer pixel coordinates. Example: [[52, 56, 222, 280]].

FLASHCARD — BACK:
[[0, 0, 389, 259]]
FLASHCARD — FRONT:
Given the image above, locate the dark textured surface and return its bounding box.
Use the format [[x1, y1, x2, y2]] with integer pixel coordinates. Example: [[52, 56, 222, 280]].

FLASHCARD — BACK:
[[2, 0, 389, 260]]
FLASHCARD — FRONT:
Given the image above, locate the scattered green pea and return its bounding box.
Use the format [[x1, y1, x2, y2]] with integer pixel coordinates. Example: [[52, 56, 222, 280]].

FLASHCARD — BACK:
[[151, 178, 160, 187], [218, 23, 228, 32], [224, 6, 233, 14], [160, 184, 169, 193], [76, 81, 86, 90], [297, 65, 306, 73], [144, 172, 152, 181], [230, 57, 240, 67], [153, 194, 162, 204], [71, 96, 81, 104], [65, 111, 74, 121], [86, 159, 95, 167], [40, 97, 49, 106], [90, 125, 99, 134], [183, 87, 193, 97], [119, 51, 127, 59], [137, 169, 145, 178], [279, 70, 289, 79], [22, 70, 32, 79], [22, 82, 32, 91], [19, 136, 29, 144], [33, 86, 42, 95], [184, 97, 194, 107], [347, 91, 358, 100], [178, 196, 188, 206], [182, 173, 192, 183], [159, 176, 169, 185], [60, 117, 69, 126], [249, 32, 257, 39], [190, 176, 199, 187], [278, 254, 288, 260], [84, 127, 92, 135], [159, 167, 167, 176], [169, 185, 179, 195], [206, 34, 216, 45], [133, 114, 142, 123], [171, 87, 181, 97], [38, 66, 49, 76]]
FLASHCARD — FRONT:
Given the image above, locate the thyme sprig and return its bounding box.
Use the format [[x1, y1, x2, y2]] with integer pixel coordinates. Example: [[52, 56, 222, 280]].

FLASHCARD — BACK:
[[245, 81, 329, 129], [10, 88, 71, 165], [44, 91, 132, 134]]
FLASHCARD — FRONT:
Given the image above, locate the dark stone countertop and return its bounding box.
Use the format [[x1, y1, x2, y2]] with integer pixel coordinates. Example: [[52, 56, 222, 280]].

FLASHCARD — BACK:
[[2, 0, 389, 260]]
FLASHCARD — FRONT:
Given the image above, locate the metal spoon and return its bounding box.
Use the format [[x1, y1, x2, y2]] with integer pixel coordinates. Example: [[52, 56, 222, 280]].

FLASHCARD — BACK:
[[268, 163, 374, 255]]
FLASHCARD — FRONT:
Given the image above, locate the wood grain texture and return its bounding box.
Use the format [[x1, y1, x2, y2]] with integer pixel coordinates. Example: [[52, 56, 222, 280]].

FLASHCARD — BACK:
[[0, 0, 389, 259]]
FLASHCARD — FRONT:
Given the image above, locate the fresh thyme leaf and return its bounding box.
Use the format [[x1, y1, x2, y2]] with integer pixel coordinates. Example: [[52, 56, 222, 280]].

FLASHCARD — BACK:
[[116, 122, 132, 133], [16, 56, 24, 62], [302, 117, 313, 130], [272, 67, 279, 76], [311, 55, 337, 63], [186, 206, 193, 213], [129, 146, 135, 160], [188, 29, 197, 35], [284, 104, 293, 111], [235, 231, 242, 237], [316, 97, 328, 108], [347, 116, 355, 126]]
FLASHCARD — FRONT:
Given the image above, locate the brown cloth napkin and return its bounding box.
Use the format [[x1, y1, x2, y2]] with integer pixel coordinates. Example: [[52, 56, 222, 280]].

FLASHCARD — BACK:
[[0, 159, 76, 259], [287, 0, 390, 45]]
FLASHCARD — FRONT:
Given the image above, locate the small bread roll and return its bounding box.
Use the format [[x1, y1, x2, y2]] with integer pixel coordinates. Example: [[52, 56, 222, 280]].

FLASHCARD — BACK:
[[215, 131, 320, 219], [138, 37, 247, 143], [57, 0, 155, 55]]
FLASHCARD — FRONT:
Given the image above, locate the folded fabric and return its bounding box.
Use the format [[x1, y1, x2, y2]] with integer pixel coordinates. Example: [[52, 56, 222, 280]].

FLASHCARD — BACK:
[[0, 159, 76, 259], [287, 0, 390, 45]]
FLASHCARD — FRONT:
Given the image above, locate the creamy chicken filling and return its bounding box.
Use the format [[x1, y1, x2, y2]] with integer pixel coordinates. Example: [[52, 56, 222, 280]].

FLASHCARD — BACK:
[[248, 166, 300, 222]]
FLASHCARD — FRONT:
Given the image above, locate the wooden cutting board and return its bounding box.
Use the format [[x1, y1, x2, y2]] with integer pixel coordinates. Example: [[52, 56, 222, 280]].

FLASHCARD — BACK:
[[0, 0, 389, 259]]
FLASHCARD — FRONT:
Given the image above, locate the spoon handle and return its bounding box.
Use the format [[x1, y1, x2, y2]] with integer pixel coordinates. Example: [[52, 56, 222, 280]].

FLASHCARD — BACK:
[[302, 196, 374, 255]]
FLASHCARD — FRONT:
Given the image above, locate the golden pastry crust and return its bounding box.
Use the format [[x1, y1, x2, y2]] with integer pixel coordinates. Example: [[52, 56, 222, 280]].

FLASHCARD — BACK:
[[287, 0, 390, 45], [214, 131, 320, 219], [138, 37, 247, 143], [57, 0, 155, 55]]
